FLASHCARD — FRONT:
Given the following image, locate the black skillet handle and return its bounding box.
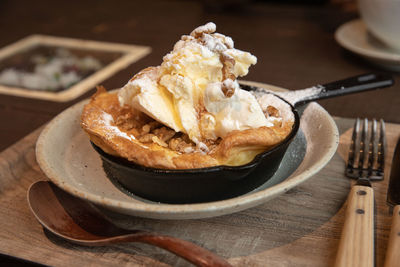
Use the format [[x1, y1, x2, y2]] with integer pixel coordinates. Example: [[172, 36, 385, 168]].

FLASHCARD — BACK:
[[293, 73, 394, 107]]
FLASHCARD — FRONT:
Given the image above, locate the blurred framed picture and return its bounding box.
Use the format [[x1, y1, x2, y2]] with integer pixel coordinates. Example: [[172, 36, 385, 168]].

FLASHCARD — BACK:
[[0, 35, 150, 102]]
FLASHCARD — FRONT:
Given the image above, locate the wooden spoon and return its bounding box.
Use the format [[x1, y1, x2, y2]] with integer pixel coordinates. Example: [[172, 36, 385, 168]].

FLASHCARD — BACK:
[[27, 181, 232, 267]]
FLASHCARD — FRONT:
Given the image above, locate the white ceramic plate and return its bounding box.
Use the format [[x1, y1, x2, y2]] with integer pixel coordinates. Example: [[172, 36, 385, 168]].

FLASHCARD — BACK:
[[335, 19, 400, 71], [36, 82, 339, 220]]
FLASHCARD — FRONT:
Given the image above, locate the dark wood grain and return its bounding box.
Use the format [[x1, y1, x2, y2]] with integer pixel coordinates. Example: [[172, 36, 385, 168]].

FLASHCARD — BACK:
[[0, 117, 398, 266], [0, 0, 399, 152]]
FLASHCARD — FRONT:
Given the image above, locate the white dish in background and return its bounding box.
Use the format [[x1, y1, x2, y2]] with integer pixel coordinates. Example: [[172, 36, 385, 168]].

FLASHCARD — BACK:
[[335, 19, 400, 71], [35, 82, 339, 220], [358, 0, 400, 50]]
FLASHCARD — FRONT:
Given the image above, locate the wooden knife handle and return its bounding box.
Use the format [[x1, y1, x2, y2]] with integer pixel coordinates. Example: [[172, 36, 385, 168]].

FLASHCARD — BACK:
[[334, 185, 374, 267], [384, 205, 400, 267]]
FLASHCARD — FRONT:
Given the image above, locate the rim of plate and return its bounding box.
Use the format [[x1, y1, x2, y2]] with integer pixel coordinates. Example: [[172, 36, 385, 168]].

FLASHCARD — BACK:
[[35, 81, 339, 218], [335, 19, 400, 62]]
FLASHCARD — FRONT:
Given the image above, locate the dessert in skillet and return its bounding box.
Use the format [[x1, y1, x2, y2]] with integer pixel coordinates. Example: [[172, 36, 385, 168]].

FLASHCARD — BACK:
[[81, 23, 294, 169]]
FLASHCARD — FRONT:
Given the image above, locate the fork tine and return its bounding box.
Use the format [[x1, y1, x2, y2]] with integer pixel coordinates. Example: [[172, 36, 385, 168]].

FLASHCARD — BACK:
[[367, 119, 377, 177], [346, 118, 360, 176], [357, 118, 369, 176]]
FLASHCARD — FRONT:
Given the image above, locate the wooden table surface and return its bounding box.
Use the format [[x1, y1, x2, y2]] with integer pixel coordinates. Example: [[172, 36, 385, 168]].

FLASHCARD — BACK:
[[0, 117, 399, 267], [1, 0, 399, 152], [1, 0, 400, 266]]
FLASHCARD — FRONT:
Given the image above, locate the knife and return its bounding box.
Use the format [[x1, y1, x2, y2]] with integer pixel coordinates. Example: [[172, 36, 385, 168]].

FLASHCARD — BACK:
[[384, 136, 400, 267]]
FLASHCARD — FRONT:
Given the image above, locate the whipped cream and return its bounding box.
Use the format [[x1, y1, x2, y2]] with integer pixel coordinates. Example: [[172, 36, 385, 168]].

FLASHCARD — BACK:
[[118, 22, 270, 145]]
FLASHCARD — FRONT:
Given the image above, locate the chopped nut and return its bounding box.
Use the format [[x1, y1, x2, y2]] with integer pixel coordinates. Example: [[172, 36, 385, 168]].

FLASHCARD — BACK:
[[181, 35, 194, 41], [190, 22, 216, 38], [213, 33, 234, 49], [221, 80, 235, 98], [168, 136, 195, 153], [141, 124, 151, 134], [114, 109, 149, 131], [153, 127, 176, 142], [152, 136, 168, 147], [138, 133, 155, 143], [267, 106, 280, 117], [115, 113, 131, 127], [220, 53, 235, 81], [203, 138, 220, 152], [220, 53, 236, 97], [141, 121, 161, 134], [168, 138, 180, 151], [197, 142, 209, 153]]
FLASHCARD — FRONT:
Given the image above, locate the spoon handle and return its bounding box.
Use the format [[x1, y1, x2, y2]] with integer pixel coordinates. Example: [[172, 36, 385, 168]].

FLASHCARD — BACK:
[[293, 72, 394, 107], [104, 232, 232, 267]]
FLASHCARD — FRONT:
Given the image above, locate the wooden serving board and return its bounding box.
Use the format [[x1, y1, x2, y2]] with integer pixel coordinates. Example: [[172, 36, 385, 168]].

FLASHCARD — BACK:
[[0, 118, 398, 267]]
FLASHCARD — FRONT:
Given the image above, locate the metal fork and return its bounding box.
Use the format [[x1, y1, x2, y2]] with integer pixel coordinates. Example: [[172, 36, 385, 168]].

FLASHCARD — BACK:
[[335, 118, 386, 267]]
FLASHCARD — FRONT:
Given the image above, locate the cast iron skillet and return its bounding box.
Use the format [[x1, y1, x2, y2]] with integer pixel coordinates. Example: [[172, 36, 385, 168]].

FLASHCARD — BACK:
[[92, 73, 394, 204]]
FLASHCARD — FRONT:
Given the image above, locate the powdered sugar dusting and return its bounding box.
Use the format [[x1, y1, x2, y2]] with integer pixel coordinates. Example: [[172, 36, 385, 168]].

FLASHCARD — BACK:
[[190, 22, 216, 37], [222, 78, 239, 94], [214, 33, 234, 49], [252, 85, 324, 106], [197, 142, 209, 153], [273, 85, 324, 105], [100, 112, 137, 142], [202, 34, 229, 53], [256, 93, 294, 124]]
